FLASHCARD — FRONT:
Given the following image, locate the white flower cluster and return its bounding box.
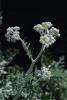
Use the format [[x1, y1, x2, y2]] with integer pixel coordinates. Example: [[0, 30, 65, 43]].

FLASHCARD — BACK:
[[40, 34, 56, 47], [5, 26, 21, 43], [41, 66, 51, 80], [35, 66, 51, 80], [33, 22, 52, 35], [33, 22, 60, 48]]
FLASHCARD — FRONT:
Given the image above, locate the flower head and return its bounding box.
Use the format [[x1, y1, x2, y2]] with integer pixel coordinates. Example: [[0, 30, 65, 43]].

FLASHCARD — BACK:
[[41, 22, 52, 29], [33, 22, 60, 48], [41, 66, 51, 80], [49, 27, 60, 37], [39, 34, 56, 47], [35, 66, 51, 80], [33, 22, 52, 35], [5, 26, 20, 43]]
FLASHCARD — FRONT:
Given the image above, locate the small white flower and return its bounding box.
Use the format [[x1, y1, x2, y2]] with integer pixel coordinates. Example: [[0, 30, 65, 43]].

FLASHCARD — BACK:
[[7, 27, 13, 32], [14, 31, 20, 34], [33, 24, 45, 34], [34, 24, 44, 30], [49, 27, 60, 37], [13, 26, 20, 31], [41, 22, 53, 29]]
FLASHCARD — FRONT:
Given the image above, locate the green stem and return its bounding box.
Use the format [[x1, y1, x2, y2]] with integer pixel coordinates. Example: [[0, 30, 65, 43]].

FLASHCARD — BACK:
[[26, 45, 44, 75]]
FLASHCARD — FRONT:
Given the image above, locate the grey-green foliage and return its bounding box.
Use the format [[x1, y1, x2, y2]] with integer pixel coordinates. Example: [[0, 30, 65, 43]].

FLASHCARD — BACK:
[[42, 56, 67, 100], [49, 57, 67, 100], [0, 48, 67, 100], [0, 48, 20, 100]]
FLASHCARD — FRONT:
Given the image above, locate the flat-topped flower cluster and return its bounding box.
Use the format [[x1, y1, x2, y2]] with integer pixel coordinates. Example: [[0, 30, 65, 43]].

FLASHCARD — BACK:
[[5, 26, 20, 43], [33, 22, 60, 48]]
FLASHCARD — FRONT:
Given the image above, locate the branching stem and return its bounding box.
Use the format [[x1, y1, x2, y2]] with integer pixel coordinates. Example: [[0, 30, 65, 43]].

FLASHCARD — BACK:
[[13, 44, 45, 100], [26, 45, 44, 75]]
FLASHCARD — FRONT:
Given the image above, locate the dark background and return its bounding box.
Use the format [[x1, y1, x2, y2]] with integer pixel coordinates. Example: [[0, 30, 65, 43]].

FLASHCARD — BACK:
[[1, 0, 67, 69]]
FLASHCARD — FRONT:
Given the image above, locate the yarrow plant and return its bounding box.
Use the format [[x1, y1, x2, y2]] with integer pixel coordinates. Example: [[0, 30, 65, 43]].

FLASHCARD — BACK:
[[0, 22, 67, 100]]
